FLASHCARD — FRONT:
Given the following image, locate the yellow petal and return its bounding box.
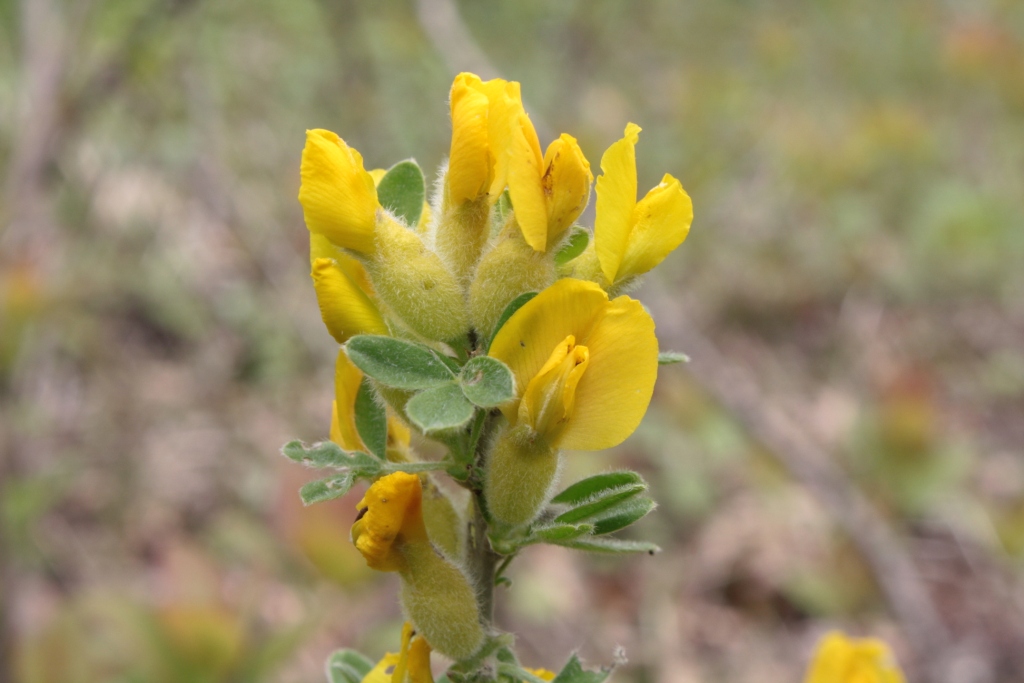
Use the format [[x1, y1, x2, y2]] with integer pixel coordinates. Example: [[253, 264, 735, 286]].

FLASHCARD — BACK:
[[543, 134, 593, 245], [488, 279, 608, 425], [617, 173, 693, 281], [448, 74, 492, 204], [594, 123, 641, 283], [332, 349, 365, 451], [299, 129, 379, 254], [311, 257, 388, 344], [804, 632, 906, 683], [361, 654, 400, 683], [525, 669, 556, 682], [351, 472, 427, 572], [557, 294, 657, 451], [507, 110, 549, 252], [485, 80, 523, 199], [369, 168, 387, 186], [311, 234, 374, 294], [406, 636, 434, 683]]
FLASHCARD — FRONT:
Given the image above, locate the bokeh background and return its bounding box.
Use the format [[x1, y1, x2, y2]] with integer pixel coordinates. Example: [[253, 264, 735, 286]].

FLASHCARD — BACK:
[[2, 0, 1023, 681]]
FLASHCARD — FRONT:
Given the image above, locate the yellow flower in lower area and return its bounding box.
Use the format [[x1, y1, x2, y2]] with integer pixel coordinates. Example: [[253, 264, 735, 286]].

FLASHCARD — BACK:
[[351, 472, 428, 572], [591, 123, 692, 288], [525, 669, 556, 682], [488, 278, 658, 451], [299, 129, 379, 254], [804, 632, 906, 683], [362, 622, 433, 683], [507, 111, 593, 253]]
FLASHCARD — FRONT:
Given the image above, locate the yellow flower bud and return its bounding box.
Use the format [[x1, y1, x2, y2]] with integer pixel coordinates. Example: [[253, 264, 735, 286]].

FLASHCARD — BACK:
[[590, 123, 693, 288], [311, 258, 388, 344], [804, 632, 906, 683], [299, 129, 379, 254]]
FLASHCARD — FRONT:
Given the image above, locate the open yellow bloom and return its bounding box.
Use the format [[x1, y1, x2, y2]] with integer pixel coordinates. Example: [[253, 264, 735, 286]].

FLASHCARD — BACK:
[[804, 632, 906, 683], [488, 278, 657, 450], [299, 129, 379, 254], [447, 73, 522, 205], [508, 113, 593, 253], [361, 622, 433, 683], [593, 123, 693, 287]]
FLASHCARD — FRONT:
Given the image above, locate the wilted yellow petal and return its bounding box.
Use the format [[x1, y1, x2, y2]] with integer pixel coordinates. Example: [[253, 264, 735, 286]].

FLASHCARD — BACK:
[[594, 123, 641, 284], [448, 74, 492, 204], [332, 349, 364, 451], [311, 258, 388, 344], [299, 129, 379, 254], [543, 134, 593, 244], [804, 632, 906, 683], [507, 111, 548, 251], [557, 294, 657, 451], [617, 173, 693, 281], [489, 279, 608, 425], [351, 472, 427, 572]]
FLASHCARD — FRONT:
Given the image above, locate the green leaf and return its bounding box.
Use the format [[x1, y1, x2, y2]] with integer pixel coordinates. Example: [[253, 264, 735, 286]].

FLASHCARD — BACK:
[[554, 227, 590, 266], [377, 160, 425, 227], [326, 649, 375, 683], [346, 335, 456, 390], [300, 473, 356, 505], [405, 384, 474, 432], [557, 537, 660, 555], [498, 664, 556, 683], [551, 654, 613, 683], [459, 356, 514, 407], [487, 291, 537, 348], [281, 440, 352, 468], [553, 484, 646, 525], [354, 379, 387, 459], [658, 351, 690, 365], [551, 471, 645, 505], [533, 522, 595, 542], [591, 496, 656, 535]]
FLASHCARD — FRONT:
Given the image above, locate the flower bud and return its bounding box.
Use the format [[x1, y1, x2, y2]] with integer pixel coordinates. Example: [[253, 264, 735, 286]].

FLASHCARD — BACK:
[[484, 423, 560, 529], [311, 258, 388, 344], [299, 129, 378, 254], [367, 215, 469, 342], [468, 218, 556, 339]]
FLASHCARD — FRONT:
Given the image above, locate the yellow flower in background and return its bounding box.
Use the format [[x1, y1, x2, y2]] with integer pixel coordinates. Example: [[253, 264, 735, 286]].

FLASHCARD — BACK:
[[351, 472, 428, 572], [299, 129, 379, 254], [361, 622, 433, 683], [488, 278, 657, 450], [447, 73, 522, 205], [804, 632, 906, 683], [593, 123, 692, 287], [508, 111, 593, 253]]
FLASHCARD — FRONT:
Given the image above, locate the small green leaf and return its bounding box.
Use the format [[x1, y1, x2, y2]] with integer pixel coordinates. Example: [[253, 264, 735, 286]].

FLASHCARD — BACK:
[[551, 654, 613, 683], [487, 292, 537, 348], [385, 461, 451, 474], [281, 440, 351, 468], [354, 379, 387, 459], [533, 522, 595, 542], [554, 227, 590, 266], [346, 335, 456, 390], [377, 160, 425, 227], [326, 649, 375, 683], [557, 537, 660, 555], [498, 664, 556, 683], [459, 356, 514, 407], [300, 473, 355, 505], [658, 351, 690, 365], [591, 496, 656, 535], [551, 471, 645, 505], [405, 384, 474, 432], [553, 484, 647, 524]]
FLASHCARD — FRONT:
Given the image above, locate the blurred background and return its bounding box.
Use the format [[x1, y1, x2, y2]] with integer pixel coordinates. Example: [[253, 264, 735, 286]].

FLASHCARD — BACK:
[[2, 0, 1023, 681]]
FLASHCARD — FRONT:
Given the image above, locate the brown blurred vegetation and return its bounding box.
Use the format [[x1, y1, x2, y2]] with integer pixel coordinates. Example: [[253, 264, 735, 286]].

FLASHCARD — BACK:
[[1, 0, 1023, 682]]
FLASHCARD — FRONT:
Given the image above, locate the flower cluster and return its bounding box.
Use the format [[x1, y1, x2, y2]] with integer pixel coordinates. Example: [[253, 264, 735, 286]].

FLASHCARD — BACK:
[[288, 71, 913, 683]]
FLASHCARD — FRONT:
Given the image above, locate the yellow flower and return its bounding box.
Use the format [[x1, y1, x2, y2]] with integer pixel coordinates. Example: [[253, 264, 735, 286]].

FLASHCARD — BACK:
[[447, 73, 522, 205], [525, 669, 555, 682], [311, 258, 388, 344], [508, 112, 593, 253], [804, 632, 906, 683], [361, 622, 433, 683], [299, 129, 379, 254], [593, 123, 693, 287], [351, 472, 428, 572], [488, 278, 658, 450]]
